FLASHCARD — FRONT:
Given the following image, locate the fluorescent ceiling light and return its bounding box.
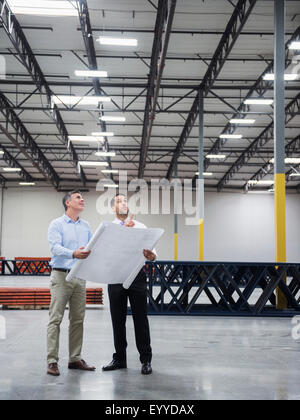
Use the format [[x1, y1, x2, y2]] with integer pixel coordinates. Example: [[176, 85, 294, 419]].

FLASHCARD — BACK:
[[95, 152, 116, 157], [69, 136, 104, 142], [103, 184, 119, 188], [78, 161, 109, 167], [289, 41, 300, 50], [248, 180, 274, 186], [284, 158, 300, 164], [195, 172, 213, 176], [75, 70, 108, 78], [206, 154, 226, 159], [269, 157, 300, 164], [263, 73, 298, 81], [52, 95, 111, 106], [91, 132, 114, 137], [230, 119, 256, 124], [0, 151, 4, 155], [101, 169, 119, 174], [244, 99, 274, 105], [19, 182, 35, 186], [289, 173, 300, 177], [100, 116, 126, 122], [7, 0, 78, 16], [2, 167, 21, 172], [98, 37, 138, 47], [219, 134, 243, 139]]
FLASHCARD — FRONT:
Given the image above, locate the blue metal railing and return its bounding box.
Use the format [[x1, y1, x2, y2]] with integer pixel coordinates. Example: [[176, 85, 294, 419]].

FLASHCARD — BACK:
[[144, 261, 300, 317], [1, 259, 300, 316]]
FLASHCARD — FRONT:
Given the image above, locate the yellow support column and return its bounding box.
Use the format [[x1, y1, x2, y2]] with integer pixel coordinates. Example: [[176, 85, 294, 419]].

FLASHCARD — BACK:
[[274, 0, 287, 310], [174, 161, 179, 261], [275, 173, 287, 309], [198, 89, 205, 262], [198, 218, 204, 261], [174, 233, 178, 261]]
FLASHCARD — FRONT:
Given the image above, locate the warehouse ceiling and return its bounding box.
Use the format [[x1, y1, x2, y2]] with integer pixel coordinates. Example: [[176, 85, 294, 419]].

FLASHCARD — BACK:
[[0, 0, 300, 192]]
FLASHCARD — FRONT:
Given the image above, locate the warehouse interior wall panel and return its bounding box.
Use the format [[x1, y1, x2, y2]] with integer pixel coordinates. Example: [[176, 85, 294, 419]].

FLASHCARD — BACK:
[[1, 188, 300, 262]]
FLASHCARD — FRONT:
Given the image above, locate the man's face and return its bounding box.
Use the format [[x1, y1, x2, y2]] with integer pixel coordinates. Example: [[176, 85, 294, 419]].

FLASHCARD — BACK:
[[67, 193, 85, 213], [113, 195, 129, 216]]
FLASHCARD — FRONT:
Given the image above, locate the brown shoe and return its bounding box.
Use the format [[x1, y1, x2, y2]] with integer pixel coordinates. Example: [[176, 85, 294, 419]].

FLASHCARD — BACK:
[[47, 363, 60, 376], [68, 359, 96, 371]]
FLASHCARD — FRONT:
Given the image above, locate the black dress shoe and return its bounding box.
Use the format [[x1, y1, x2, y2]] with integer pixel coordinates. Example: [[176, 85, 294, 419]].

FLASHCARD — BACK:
[[102, 360, 127, 371], [141, 362, 152, 375]]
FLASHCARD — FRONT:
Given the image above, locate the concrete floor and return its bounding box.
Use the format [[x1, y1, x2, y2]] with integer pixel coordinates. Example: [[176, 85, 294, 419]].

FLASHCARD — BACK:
[[0, 277, 300, 400]]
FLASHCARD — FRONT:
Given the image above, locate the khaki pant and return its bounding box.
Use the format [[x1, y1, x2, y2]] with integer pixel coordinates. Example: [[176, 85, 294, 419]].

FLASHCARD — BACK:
[[47, 270, 86, 364]]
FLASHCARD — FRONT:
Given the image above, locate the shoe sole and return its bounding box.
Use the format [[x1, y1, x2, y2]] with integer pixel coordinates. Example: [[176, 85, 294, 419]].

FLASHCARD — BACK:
[[47, 371, 60, 376], [102, 366, 127, 371], [141, 371, 152, 375]]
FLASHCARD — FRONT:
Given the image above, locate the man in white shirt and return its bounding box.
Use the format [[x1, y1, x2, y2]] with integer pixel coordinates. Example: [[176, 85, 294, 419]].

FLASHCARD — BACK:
[[102, 194, 156, 375]]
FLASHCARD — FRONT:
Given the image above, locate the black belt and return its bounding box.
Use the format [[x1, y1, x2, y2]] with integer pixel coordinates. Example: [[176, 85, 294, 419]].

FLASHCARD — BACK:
[[53, 268, 70, 273]]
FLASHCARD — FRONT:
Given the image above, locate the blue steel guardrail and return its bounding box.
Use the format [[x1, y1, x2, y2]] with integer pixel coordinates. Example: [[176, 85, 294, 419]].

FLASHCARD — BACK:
[[1, 259, 300, 316], [144, 261, 300, 317]]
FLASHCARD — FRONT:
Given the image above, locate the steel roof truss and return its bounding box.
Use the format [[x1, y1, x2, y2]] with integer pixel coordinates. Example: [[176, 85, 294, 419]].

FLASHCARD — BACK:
[[166, 0, 257, 180]]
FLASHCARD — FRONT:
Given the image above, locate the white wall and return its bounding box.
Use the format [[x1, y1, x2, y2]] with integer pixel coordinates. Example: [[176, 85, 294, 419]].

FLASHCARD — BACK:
[[1, 187, 299, 263]]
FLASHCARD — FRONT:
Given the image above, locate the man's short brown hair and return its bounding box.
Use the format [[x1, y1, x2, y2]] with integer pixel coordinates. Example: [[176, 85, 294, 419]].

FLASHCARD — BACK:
[[63, 190, 82, 211]]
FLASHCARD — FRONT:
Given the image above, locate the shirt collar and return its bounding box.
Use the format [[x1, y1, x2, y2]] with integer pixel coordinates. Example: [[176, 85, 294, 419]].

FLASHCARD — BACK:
[[63, 214, 81, 224], [114, 217, 127, 225]]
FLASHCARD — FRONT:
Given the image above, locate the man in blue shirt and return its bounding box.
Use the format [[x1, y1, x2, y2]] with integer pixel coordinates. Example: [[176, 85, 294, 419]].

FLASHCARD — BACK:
[[47, 190, 96, 376]]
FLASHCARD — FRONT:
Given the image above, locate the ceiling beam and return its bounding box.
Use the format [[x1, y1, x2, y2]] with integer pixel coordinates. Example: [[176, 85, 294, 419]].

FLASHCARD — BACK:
[[0, 91, 60, 187], [3, 74, 300, 85], [81, 27, 295, 37], [2, 147, 290, 160], [87, 53, 275, 63], [217, 91, 300, 191], [76, 0, 121, 179], [1, 79, 299, 91], [243, 132, 300, 191], [139, 0, 176, 178], [0, 107, 297, 116], [166, 0, 257, 180], [0, 106, 299, 118], [0, 0, 87, 186], [0, 143, 34, 183], [204, 25, 300, 168], [0, 25, 53, 31]]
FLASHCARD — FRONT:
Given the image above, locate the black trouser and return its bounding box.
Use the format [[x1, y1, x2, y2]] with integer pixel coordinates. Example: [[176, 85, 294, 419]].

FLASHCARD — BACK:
[[108, 269, 152, 364]]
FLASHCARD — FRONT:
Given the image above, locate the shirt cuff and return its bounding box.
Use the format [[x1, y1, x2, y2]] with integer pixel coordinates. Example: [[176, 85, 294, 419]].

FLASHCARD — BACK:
[[67, 249, 75, 259]]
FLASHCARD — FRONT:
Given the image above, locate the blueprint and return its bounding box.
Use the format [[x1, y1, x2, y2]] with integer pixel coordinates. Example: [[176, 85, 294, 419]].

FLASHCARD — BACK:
[[66, 221, 164, 289]]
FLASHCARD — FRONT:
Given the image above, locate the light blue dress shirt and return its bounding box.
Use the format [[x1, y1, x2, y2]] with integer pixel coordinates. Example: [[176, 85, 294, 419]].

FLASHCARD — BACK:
[[48, 214, 92, 270]]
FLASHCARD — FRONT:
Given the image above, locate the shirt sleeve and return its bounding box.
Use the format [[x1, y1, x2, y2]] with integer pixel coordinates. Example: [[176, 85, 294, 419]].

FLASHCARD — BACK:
[[48, 220, 74, 259], [87, 223, 93, 242]]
